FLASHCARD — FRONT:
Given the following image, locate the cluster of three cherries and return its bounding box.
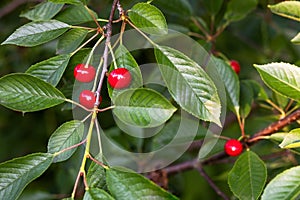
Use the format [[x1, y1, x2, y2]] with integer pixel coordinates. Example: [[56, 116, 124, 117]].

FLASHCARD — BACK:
[[74, 64, 131, 109]]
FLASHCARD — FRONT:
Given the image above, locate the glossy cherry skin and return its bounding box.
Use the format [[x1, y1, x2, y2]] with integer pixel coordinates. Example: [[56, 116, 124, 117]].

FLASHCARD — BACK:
[[229, 60, 241, 74], [224, 139, 243, 156], [108, 68, 132, 89], [74, 64, 96, 83], [79, 90, 96, 109]]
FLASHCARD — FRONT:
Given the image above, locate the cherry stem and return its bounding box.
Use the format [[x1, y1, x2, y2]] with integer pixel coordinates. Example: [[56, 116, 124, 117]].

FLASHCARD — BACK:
[[65, 98, 93, 112], [266, 99, 285, 118], [126, 19, 156, 46], [108, 43, 118, 70], [70, 32, 99, 57], [84, 5, 102, 31]]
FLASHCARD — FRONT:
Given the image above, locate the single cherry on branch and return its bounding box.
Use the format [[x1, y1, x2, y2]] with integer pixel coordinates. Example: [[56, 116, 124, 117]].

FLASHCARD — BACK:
[[79, 90, 97, 109], [229, 60, 241, 74], [108, 68, 132, 89], [74, 64, 96, 83], [224, 139, 243, 156]]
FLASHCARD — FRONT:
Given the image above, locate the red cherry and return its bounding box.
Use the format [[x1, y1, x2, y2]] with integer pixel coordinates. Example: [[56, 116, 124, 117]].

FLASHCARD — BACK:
[[108, 68, 132, 89], [229, 60, 241, 74], [74, 64, 96, 83], [79, 90, 96, 109], [224, 139, 243, 156]]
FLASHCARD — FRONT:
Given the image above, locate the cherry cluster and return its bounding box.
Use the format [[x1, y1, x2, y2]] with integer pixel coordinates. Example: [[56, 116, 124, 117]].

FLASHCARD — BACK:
[[74, 64, 131, 109]]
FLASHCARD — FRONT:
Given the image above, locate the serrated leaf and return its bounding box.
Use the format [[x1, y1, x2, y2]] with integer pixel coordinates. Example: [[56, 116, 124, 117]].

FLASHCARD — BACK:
[[265, 132, 286, 142], [0, 73, 65, 112], [261, 166, 300, 200], [128, 3, 167, 35], [213, 57, 239, 115], [87, 156, 106, 189], [155, 45, 221, 126], [268, 1, 300, 22], [0, 153, 54, 199], [2, 20, 70, 47], [108, 45, 143, 102], [49, 0, 83, 5], [26, 54, 71, 86], [84, 188, 115, 200], [254, 62, 300, 102], [243, 80, 268, 101], [225, 0, 258, 22], [240, 80, 254, 119], [228, 151, 267, 200], [20, 1, 64, 21], [279, 128, 300, 149], [57, 28, 89, 54], [153, 0, 192, 16], [113, 88, 176, 128], [47, 120, 84, 162], [106, 167, 179, 200], [56, 5, 97, 25], [291, 32, 300, 44]]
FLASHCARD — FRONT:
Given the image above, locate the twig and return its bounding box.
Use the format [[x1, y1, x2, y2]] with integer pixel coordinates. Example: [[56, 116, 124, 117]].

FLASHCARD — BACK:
[[95, 0, 119, 105], [248, 108, 300, 143], [163, 159, 197, 175], [195, 164, 230, 200]]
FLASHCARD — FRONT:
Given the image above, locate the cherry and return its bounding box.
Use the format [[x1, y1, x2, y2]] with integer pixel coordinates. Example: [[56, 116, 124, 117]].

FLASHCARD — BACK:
[[108, 68, 132, 89], [224, 139, 243, 156], [79, 90, 96, 109], [229, 60, 241, 74], [74, 64, 96, 83]]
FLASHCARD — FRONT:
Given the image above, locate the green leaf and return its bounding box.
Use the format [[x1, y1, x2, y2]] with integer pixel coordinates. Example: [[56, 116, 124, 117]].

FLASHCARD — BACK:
[[279, 128, 300, 149], [56, 5, 97, 25], [153, 0, 192, 16], [0, 153, 54, 199], [106, 167, 179, 200], [20, 1, 64, 21], [49, 0, 84, 5], [113, 88, 176, 128], [2, 20, 70, 47], [128, 3, 168, 35], [213, 57, 239, 115], [26, 54, 71, 86], [87, 156, 106, 189], [57, 28, 89, 54], [47, 120, 84, 162], [268, 1, 300, 22], [243, 80, 268, 101], [239, 80, 254, 119], [84, 188, 115, 200], [225, 0, 258, 22], [261, 166, 300, 200], [203, 0, 223, 15], [254, 62, 300, 102], [108, 45, 143, 102], [264, 132, 286, 142], [155, 45, 221, 126], [0, 73, 65, 112], [228, 151, 267, 200], [291, 32, 300, 44]]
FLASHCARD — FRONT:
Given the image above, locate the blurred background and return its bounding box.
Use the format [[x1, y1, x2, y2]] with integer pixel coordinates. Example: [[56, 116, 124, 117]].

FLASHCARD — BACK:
[[1, 0, 300, 199]]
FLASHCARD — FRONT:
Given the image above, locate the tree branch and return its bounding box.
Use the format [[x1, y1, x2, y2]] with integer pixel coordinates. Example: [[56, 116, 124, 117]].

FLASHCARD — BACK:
[[248, 108, 300, 143], [195, 164, 230, 200], [95, 0, 119, 105]]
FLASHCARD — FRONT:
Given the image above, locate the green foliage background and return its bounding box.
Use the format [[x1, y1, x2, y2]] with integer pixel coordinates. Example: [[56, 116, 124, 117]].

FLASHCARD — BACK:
[[0, 0, 300, 199]]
